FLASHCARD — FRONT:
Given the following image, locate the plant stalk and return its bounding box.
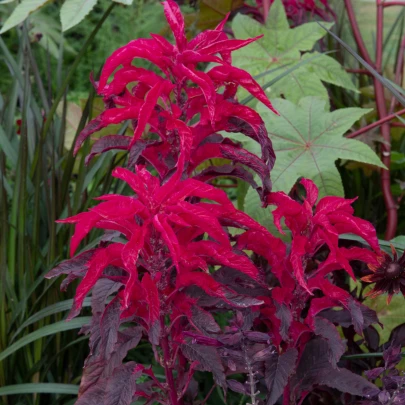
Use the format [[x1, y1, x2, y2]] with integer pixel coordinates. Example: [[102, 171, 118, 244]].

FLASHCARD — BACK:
[[347, 108, 405, 138], [160, 318, 179, 405], [375, 0, 398, 239], [344, 0, 399, 239], [383, 1, 405, 7]]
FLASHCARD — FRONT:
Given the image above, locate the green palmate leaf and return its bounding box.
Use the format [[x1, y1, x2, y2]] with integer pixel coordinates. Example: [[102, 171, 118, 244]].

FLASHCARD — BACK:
[[231, 0, 357, 105], [259, 97, 385, 196], [60, 0, 98, 32], [0, 0, 51, 33], [239, 97, 385, 229], [0, 383, 79, 396]]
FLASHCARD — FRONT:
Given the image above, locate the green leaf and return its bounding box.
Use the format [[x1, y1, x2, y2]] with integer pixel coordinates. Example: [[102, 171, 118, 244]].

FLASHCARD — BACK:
[[29, 11, 76, 58], [390, 235, 405, 248], [0, 123, 18, 166], [340, 233, 405, 254], [11, 298, 91, 341], [113, 0, 133, 4], [231, 5, 356, 105], [258, 97, 385, 197], [265, 0, 288, 30], [364, 294, 405, 344], [0, 383, 79, 396], [0, 0, 51, 34], [0, 317, 90, 362], [237, 97, 385, 229], [60, 0, 99, 32]]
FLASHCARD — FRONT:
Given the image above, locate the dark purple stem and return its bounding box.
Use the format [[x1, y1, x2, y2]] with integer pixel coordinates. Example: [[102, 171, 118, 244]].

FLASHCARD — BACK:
[[160, 317, 179, 405]]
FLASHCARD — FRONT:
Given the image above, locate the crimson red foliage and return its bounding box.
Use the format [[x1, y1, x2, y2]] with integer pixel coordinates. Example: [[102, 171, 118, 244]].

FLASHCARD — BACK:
[[47, 2, 383, 404]]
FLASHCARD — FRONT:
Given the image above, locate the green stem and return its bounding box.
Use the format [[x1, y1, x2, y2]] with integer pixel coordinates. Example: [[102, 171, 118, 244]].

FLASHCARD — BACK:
[[342, 352, 405, 360]]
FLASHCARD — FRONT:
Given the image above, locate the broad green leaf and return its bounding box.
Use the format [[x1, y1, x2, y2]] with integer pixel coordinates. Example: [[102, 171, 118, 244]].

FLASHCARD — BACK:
[[238, 97, 385, 228], [340, 234, 405, 254], [390, 235, 405, 249], [113, 0, 133, 4], [0, 317, 90, 362], [265, 0, 288, 30], [0, 0, 51, 34], [0, 383, 79, 396], [60, 0, 98, 32], [231, 1, 356, 105], [364, 294, 405, 344], [258, 97, 385, 197]]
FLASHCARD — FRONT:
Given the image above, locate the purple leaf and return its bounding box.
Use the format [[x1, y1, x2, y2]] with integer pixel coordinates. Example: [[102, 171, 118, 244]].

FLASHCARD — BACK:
[[388, 323, 405, 348], [76, 379, 106, 405], [383, 346, 402, 370], [378, 391, 391, 404], [275, 302, 292, 340], [181, 342, 226, 388], [265, 348, 298, 405], [227, 379, 247, 395], [45, 249, 97, 290], [291, 338, 379, 399], [365, 367, 385, 380], [252, 345, 275, 362], [85, 135, 131, 164], [244, 331, 272, 344], [104, 362, 142, 405], [191, 306, 221, 335], [364, 326, 380, 351], [314, 317, 345, 367], [92, 278, 122, 315], [100, 299, 121, 358]]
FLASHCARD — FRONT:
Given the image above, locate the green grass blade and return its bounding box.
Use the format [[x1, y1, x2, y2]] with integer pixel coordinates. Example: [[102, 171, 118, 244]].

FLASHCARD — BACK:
[[0, 383, 79, 396], [0, 123, 18, 166], [340, 233, 404, 253], [319, 22, 405, 107], [39, 2, 115, 143], [11, 298, 91, 342], [0, 317, 91, 362]]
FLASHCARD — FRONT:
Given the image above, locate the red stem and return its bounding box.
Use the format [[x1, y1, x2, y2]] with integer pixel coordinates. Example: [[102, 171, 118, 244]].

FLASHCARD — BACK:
[[160, 317, 179, 405], [346, 68, 372, 75], [344, 0, 398, 239], [347, 109, 405, 138], [383, 1, 405, 6], [343, 0, 373, 65], [375, 0, 398, 239], [200, 385, 216, 405]]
